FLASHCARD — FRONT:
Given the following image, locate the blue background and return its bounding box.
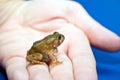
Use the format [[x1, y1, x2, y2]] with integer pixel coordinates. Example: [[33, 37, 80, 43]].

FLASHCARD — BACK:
[[75, 0, 120, 80], [0, 0, 120, 80]]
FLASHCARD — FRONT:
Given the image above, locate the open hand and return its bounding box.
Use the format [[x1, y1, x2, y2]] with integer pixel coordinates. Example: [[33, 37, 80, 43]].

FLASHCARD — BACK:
[[0, 0, 120, 80]]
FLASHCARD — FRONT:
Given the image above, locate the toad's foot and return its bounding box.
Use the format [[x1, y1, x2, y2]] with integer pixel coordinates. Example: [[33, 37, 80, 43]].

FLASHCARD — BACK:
[[50, 61, 62, 67]]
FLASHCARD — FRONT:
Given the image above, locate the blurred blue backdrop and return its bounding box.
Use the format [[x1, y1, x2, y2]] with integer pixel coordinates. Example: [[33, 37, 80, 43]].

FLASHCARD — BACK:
[[75, 0, 120, 80], [0, 0, 120, 80]]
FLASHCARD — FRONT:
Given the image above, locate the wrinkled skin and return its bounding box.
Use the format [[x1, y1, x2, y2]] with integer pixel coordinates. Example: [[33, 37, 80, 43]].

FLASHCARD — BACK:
[[26, 32, 65, 65]]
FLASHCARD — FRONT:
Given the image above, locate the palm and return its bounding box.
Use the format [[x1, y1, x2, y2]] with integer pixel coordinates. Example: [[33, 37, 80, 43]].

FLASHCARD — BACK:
[[0, 0, 119, 80]]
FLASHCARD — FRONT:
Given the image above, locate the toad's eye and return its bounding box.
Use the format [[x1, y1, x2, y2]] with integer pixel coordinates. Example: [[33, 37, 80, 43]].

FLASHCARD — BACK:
[[58, 35, 62, 40]]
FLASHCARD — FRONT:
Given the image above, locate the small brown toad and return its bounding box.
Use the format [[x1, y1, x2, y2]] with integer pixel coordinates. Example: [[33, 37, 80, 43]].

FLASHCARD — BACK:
[[26, 32, 65, 66]]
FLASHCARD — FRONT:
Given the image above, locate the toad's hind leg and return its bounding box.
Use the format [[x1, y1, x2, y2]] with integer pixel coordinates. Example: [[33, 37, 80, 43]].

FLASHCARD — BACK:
[[26, 53, 45, 65]]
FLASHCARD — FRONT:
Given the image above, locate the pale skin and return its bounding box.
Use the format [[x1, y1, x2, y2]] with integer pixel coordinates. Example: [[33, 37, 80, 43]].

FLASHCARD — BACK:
[[0, 0, 120, 80]]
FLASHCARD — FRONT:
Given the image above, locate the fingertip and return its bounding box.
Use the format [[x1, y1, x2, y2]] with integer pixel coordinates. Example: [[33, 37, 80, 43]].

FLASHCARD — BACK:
[[110, 36, 120, 52], [7, 68, 28, 80], [92, 31, 120, 52], [5, 57, 29, 80], [106, 37, 120, 52], [27, 65, 51, 80]]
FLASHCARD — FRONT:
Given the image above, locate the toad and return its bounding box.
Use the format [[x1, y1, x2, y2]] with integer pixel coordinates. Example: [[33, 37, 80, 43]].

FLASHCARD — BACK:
[[26, 32, 65, 66]]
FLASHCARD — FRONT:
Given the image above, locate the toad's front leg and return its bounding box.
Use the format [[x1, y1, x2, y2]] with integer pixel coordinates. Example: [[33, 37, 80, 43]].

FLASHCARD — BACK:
[[48, 50, 62, 66]]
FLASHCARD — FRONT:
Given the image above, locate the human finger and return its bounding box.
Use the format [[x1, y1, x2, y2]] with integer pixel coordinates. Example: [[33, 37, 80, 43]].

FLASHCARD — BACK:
[[27, 64, 52, 80], [4, 57, 28, 80], [68, 29, 97, 80], [65, 1, 120, 52], [50, 53, 74, 80]]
